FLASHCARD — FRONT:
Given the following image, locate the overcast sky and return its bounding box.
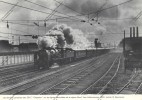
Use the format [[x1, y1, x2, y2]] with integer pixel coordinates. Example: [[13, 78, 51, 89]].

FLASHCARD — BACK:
[[0, 0, 142, 45]]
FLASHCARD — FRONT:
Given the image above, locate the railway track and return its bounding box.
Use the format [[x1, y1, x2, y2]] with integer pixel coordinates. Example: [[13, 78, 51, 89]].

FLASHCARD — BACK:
[[135, 81, 142, 94], [81, 54, 142, 95], [0, 68, 37, 80], [0, 63, 34, 78], [39, 54, 118, 95], [17, 54, 111, 95], [0, 54, 104, 87], [0, 53, 110, 94], [0, 63, 33, 73], [80, 55, 121, 94], [116, 71, 142, 94], [0, 69, 45, 87]]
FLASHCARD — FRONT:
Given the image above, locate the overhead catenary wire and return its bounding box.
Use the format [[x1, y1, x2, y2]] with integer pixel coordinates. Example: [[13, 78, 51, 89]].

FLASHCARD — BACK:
[[3, 17, 142, 22], [51, 0, 133, 20], [96, 17, 142, 21], [1, 0, 134, 34], [1, 0, 21, 21], [1, 0, 133, 27], [45, 2, 63, 22], [52, 0, 107, 31], [0, 0, 135, 41], [89, 0, 133, 15], [52, 0, 94, 25], [89, 0, 136, 37], [0, 31, 29, 36], [133, 11, 142, 21], [25, 0, 65, 16], [89, 0, 108, 21], [0, 0, 134, 22], [24, 0, 81, 22], [29, 0, 133, 32], [1, 21, 38, 27], [0, 0, 82, 23], [53, 0, 85, 16], [0, 1, 69, 18], [0, 27, 37, 35], [1, 21, 58, 28]]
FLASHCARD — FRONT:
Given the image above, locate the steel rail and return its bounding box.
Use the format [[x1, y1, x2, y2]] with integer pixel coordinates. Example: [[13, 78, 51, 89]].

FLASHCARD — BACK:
[[0, 54, 104, 94], [80, 55, 119, 94], [98, 56, 121, 94], [116, 73, 138, 94], [39, 54, 116, 95], [135, 82, 142, 94]]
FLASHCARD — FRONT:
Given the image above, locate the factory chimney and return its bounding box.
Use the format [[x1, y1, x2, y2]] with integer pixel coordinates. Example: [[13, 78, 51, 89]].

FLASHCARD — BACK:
[[130, 27, 132, 38], [133, 27, 135, 37], [136, 26, 139, 37]]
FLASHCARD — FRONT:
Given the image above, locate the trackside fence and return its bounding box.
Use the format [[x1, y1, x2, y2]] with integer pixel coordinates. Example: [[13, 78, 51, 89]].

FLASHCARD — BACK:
[[0, 51, 36, 67]]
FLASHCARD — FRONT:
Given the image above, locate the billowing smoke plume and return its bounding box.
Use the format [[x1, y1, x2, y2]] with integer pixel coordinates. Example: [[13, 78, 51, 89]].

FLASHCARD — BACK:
[[37, 24, 91, 50], [37, 36, 57, 49]]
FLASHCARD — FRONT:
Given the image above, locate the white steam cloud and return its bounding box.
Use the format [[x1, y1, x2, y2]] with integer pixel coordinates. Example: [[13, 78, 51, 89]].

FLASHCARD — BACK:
[[37, 24, 91, 50]]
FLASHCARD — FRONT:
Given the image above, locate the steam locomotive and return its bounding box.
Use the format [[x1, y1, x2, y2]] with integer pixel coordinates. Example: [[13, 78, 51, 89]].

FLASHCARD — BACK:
[[34, 47, 110, 69], [123, 27, 142, 70]]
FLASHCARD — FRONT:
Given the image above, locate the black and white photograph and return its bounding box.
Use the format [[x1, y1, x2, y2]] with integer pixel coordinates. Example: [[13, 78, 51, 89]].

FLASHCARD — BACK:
[[0, 0, 142, 98]]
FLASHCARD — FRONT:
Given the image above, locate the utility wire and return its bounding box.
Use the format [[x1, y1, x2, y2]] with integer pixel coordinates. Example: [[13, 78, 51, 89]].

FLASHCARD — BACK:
[[52, 0, 133, 20], [53, 0, 85, 16], [89, 0, 133, 15], [1, 1, 21, 21], [134, 11, 142, 21], [0, 0, 133, 22], [3, 17, 142, 22], [25, 0, 64, 16], [1, 21, 37, 27], [45, 2, 62, 22], [0, 0, 134, 38], [1, 21, 56, 28], [89, 0, 108, 21], [98, 17, 142, 21], [87, 0, 133, 35], [24, 0, 80, 22], [52, 0, 101, 31], [0, 31, 28, 36], [0, 1, 68, 18], [0, 26, 36, 35]]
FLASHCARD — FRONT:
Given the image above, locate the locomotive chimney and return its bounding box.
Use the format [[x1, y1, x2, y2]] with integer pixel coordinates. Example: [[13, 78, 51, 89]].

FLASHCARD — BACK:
[[136, 26, 139, 37], [133, 27, 135, 38], [130, 27, 132, 38]]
